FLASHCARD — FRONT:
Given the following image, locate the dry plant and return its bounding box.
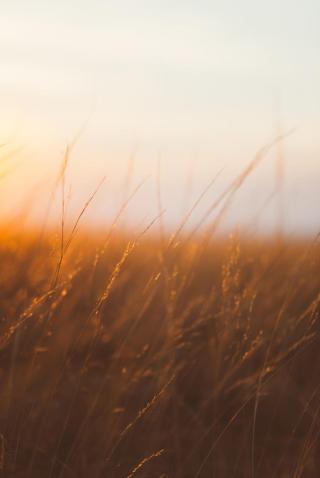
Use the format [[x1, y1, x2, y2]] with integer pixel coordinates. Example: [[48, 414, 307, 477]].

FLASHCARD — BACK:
[[0, 141, 319, 477]]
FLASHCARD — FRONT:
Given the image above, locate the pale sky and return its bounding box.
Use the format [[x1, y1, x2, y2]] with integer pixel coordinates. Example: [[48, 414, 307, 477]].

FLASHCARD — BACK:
[[0, 0, 319, 233]]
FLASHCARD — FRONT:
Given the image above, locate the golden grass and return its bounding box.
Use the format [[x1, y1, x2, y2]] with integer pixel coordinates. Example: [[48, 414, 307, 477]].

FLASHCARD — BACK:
[[0, 133, 319, 476], [0, 223, 319, 477]]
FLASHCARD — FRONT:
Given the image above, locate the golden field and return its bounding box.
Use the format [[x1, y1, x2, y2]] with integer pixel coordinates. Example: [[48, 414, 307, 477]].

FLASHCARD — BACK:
[[0, 217, 319, 477]]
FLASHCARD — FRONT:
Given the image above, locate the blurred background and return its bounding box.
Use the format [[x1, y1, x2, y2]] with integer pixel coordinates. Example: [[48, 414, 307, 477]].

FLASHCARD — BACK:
[[0, 0, 319, 234]]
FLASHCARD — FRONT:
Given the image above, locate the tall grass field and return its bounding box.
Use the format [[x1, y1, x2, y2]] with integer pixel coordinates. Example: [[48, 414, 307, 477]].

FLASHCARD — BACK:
[[0, 147, 320, 478]]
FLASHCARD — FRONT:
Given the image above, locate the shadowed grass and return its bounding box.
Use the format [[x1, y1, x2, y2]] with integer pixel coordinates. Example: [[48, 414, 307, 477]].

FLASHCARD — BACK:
[[0, 224, 319, 477]]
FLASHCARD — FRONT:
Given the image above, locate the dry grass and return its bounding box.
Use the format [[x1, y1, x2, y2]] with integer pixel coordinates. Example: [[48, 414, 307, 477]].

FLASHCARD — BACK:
[[0, 135, 319, 476], [0, 222, 319, 477]]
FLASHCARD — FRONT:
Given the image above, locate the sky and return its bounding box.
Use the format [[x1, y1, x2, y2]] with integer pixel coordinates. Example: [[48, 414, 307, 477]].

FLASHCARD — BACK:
[[0, 0, 319, 234]]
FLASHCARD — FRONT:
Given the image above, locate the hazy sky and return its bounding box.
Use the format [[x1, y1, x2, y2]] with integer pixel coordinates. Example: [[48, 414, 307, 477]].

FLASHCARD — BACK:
[[0, 1, 319, 233]]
